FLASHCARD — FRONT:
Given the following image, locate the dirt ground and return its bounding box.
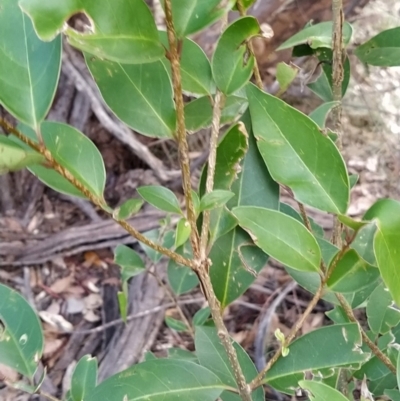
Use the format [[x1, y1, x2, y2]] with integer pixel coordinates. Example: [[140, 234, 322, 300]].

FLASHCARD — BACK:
[[0, 1, 399, 400]]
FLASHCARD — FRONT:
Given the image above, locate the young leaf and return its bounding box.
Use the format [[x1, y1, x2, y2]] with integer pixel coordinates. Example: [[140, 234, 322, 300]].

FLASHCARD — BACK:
[[0, 136, 43, 174], [137, 185, 182, 215], [18, 122, 106, 199], [212, 17, 259, 95], [165, 0, 235, 38], [70, 355, 97, 401], [265, 324, 369, 393], [86, 57, 176, 138], [165, 317, 188, 332], [200, 190, 235, 212], [277, 21, 353, 50], [355, 27, 400, 67], [174, 218, 191, 249], [309, 101, 340, 128], [20, 0, 164, 64], [246, 83, 349, 214], [195, 325, 264, 401], [159, 32, 215, 96], [351, 223, 377, 266], [193, 307, 211, 326], [299, 380, 350, 401], [0, 283, 44, 378], [84, 359, 226, 401], [0, 0, 61, 130], [327, 249, 380, 293], [364, 199, 400, 305], [113, 199, 144, 220], [114, 245, 145, 282], [233, 206, 321, 272], [117, 291, 129, 323]]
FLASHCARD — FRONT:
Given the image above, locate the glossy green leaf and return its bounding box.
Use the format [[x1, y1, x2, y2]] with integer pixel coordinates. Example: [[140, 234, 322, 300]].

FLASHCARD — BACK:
[[20, 0, 164, 64], [113, 198, 144, 220], [85, 359, 226, 401], [200, 190, 235, 212], [0, 283, 43, 378], [355, 27, 400, 67], [369, 373, 397, 396], [137, 186, 182, 214], [168, 243, 199, 295], [0, 1, 61, 130], [233, 0, 256, 10], [265, 324, 368, 393], [326, 306, 351, 324], [166, 0, 235, 38], [349, 174, 359, 188], [233, 206, 321, 272], [0, 136, 43, 174], [212, 17, 259, 95], [247, 83, 349, 213], [327, 249, 379, 293], [338, 215, 368, 231], [114, 245, 145, 282], [276, 62, 299, 94], [174, 218, 191, 249], [167, 348, 198, 362], [195, 325, 264, 401], [309, 101, 340, 128], [71, 355, 97, 401], [209, 227, 268, 307], [193, 307, 211, 326], [277, 21, 353, 50], [308, 49, 351, 102], [386, 389, 400, 401], [18, 122, 106, 199], [159, 32, 215, 96], [367, 283, 400, 335], [351, 223, 377, 266], [165, 317, 188, 332], [299, 380, 349, 401], [364, 199, 400, 305], [86, 57, 175, 138]]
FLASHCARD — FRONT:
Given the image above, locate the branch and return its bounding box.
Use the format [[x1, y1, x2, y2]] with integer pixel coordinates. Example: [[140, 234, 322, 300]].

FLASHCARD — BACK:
[[0, 118, 193, 269]]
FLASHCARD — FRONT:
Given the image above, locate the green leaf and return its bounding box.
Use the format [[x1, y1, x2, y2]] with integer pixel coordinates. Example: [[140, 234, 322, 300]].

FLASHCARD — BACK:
[[168, 348, 198, 362], [193, 307, 211, 326], [117, 291, 128, 323], [200, 190, 235, 212], [114, 245, 145, 282], [0, 1, 61, 130], [113, 199, 144, 220], [212, 17, 259, 95], [18, 122, 106, 199], [20, 0, 164, 64], [364, 199, 400, 305], [233, 0, 256, 10], [349, 174, 359, 188], [209, 227, 268, 307], [355, 27, 400, 67], [299, 380, 349, 401], [86, 57, 175, 138], [159, 32, 215, 96], [276, 62, 299, 94], [165, 0, 235, 38], [367, 283, 400, 335], [265, 324, 369, 393], [277, 21, 353, 50], [351, 223, 377, 266], [165, 317, 188, 332], [174, 218, 191, 249], [386, 389, 400, 401], [137, 186, 182, 214], [0, 283, 43, 378], [85, 359, 226, 401], [233, 206, 321, 272], [71, 355, 97, 401], [309, 101, 340, 128], [338, 215, 368, 231], [195, 325, 264, 401], [0, 136, 44, 174], [246, 83, 349, 214], [140, 229, 175, 263], [168, 243, 199, 295], [327, 249, 380, 293]]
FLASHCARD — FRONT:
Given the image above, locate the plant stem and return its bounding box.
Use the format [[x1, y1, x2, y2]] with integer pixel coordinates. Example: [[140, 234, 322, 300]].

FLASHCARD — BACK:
[[164, 0, 200, 258], [0, 118, 193, 268], [336, 293, 396, 374]]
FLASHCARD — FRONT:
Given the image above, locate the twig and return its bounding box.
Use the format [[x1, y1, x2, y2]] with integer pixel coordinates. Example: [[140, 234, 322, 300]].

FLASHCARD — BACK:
[[164, 0, 200, 258], [336, 293, 396, 374], [0, 118, 193, 269], [38, 391, 62, 401]]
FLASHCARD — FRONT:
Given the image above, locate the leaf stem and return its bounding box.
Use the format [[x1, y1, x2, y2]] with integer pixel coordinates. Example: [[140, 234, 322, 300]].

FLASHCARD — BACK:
[[0, 118, 193, 268], [164, 0, 200, 258]]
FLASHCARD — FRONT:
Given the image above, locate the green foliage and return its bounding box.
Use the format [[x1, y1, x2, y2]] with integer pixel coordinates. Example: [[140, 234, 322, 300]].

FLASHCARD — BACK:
[[137, 185, 182, 214], [70, 355, 97, 401]]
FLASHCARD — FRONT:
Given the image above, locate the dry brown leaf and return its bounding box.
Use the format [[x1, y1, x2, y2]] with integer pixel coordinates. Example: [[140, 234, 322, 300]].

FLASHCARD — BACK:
[[50, 274, 74, 294], [83, 251, 108, 269]]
